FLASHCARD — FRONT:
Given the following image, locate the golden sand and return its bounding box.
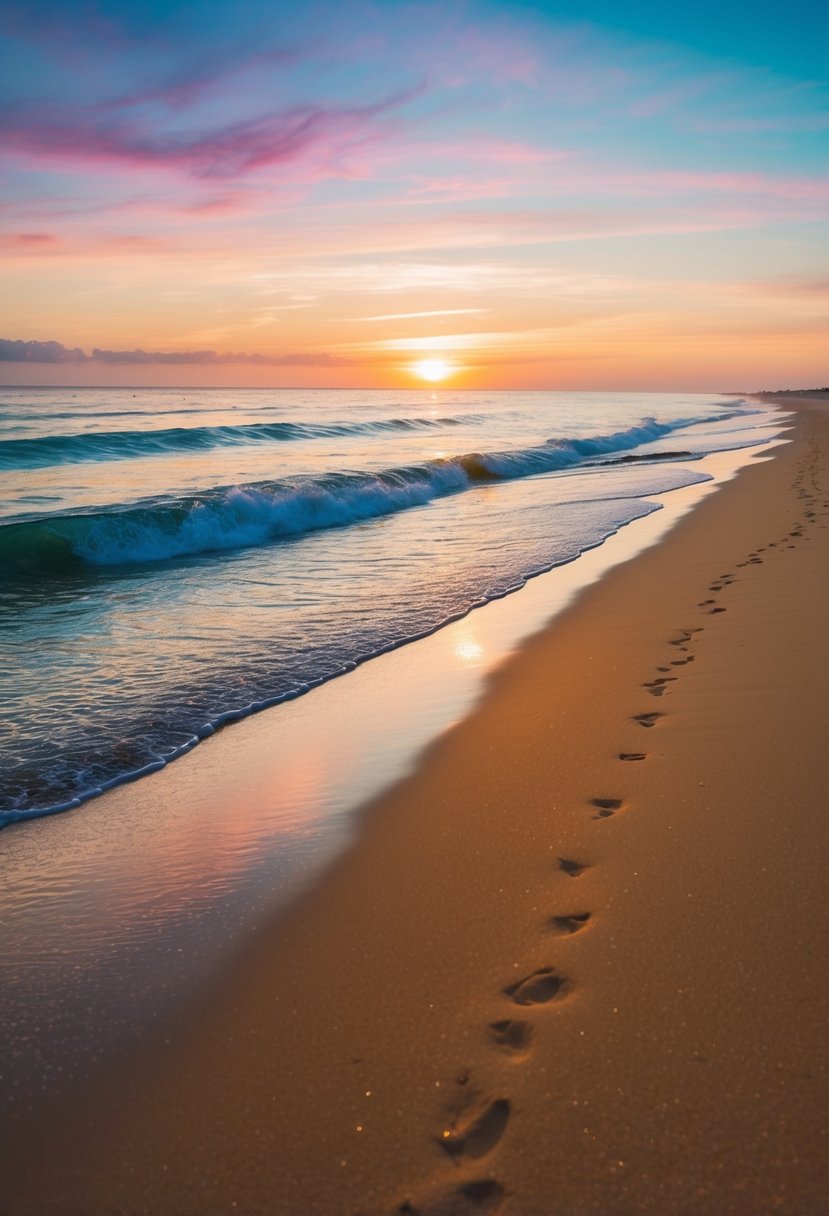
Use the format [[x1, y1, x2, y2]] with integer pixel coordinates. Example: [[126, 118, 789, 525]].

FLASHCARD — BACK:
[[4, 394, 829, 1215]]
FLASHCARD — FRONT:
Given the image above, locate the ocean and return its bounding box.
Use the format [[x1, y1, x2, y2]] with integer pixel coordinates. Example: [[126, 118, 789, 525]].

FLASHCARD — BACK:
[[0, 387, 782, 827]]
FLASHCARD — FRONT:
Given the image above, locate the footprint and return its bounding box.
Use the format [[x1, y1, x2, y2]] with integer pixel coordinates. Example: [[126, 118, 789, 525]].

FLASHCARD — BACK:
[[618, 752, 646, 761], [549, 912, 591, 935], [591, 797, 623, 819], [558, 856, 589, 877], [643, 678, 675, 696], [438, 1098, 511, 1161], [709, 607, 726, 614], [632, 711, 663, 728], [397, 1179, 504, 1215], [504, 967, 569, 1006], [698, 599, 715, 607], [671, 655, 694, 666], [489, 1019, 533, 1055]]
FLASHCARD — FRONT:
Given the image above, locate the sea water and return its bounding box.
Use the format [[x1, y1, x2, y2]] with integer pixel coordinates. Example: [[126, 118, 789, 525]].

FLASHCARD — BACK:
[[0, 387, 781, 824]]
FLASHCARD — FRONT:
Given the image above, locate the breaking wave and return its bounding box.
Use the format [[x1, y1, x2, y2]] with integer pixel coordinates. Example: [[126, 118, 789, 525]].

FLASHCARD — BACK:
[[1, 412, 749, 575]]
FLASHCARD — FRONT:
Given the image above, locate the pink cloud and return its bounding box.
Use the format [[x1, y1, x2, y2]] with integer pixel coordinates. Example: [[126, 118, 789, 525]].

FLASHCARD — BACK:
[[410, 136, 559, 165], [1, 231, 64, 257], [399, 176, 532, 204], [359, 138, 576, 205], [178, 193, 249, 215], [0, 86, 420, 180], [605, 169, 829, 201], [716, 276, 829, 299], [11, 231, 55, 244], [100, 46, 305, 113], [1, 227, 209, 258]]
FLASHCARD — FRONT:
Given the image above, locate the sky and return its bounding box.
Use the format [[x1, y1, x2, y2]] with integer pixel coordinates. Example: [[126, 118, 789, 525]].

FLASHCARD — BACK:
[[1, 0, 827, 390]]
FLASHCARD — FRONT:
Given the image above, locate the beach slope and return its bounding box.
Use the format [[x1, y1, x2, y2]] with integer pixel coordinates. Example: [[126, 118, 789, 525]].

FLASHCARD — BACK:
[[4, 394, 829, 1216]]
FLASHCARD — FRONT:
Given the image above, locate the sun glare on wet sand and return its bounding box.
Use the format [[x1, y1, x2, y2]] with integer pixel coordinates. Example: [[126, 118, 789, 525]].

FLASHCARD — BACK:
[[412, 358, 454, 383]]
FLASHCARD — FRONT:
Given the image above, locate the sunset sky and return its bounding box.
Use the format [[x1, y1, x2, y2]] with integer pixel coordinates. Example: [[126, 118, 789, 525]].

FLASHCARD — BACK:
[[1, 0, 827, 389]]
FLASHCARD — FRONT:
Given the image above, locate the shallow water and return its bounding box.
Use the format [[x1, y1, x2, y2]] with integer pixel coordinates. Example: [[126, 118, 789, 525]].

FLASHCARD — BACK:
[[0, 387, 780, 822], [0, 435, 790, 1100]]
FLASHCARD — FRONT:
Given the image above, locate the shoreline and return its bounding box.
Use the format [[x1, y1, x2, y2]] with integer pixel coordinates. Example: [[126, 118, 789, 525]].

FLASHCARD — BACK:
[[4, 394, 829, 1214], [0, 422, 787, 1102], [1, 396, 767, 833]]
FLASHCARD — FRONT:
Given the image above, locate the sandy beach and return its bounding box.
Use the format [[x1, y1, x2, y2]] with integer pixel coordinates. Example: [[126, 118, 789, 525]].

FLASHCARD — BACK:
[[3, 392, 829, 1215]]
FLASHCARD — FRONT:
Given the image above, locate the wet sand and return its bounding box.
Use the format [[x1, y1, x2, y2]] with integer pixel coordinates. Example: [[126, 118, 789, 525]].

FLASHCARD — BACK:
[[3, 393, 829, 1215]]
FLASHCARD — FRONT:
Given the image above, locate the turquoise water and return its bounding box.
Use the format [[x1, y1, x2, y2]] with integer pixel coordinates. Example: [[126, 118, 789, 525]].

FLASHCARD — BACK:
[[0, 387, 779, 823]]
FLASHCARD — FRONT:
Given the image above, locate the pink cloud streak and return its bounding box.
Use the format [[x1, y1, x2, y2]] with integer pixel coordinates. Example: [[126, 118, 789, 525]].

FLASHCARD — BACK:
[[606, 169, 829, 201], [0, 87, 419, 180], [100, 46, 305, 113]]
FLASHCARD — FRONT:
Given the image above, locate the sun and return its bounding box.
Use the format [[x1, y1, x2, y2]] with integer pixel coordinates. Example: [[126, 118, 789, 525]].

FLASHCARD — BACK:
[[412, 358, 453, 383]]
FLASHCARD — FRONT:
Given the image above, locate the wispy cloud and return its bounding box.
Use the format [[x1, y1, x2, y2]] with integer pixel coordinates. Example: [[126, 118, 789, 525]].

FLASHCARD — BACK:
[[101, 45, 305, 113], [10, 231, 56, 245], [0, 86, 419, 180], [358, 308, 487, 321], [598, 168, 829, 201]]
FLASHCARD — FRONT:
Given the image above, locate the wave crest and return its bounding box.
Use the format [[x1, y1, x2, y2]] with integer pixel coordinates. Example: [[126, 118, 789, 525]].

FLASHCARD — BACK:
[[0, 414, 476, 470], [0, 410, 754, 574]]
